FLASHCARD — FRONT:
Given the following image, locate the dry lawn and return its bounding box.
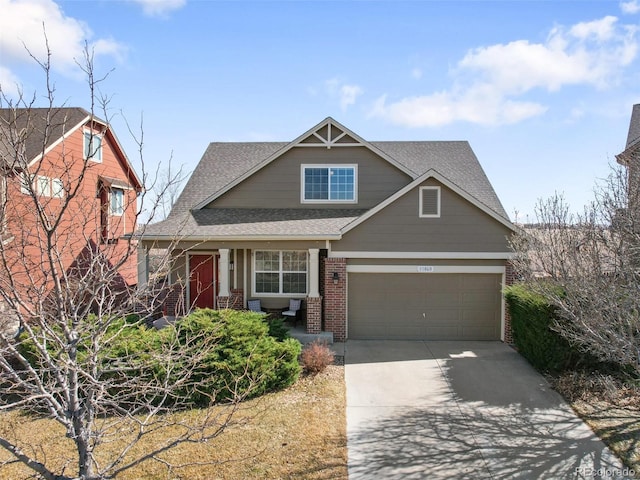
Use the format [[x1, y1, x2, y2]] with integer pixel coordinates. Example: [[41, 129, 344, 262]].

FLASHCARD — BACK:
[[0, 366, 347, 480], [551, 371, 640, 477]]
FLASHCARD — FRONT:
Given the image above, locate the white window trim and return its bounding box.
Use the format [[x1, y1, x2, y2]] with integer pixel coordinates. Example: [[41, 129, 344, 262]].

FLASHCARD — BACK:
[[300, 164, 358, 204], [419, 186, 441, 218], [252, 250, 309, 297], [83, 130, 103, 163]]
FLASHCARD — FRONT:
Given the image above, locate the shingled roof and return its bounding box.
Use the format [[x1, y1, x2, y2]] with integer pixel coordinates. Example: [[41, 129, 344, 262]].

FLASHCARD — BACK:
[[0, 107, 90, 166], [144, 119, 510, 239], [626, 104, 640, 149], [0, 107, 143, 191]]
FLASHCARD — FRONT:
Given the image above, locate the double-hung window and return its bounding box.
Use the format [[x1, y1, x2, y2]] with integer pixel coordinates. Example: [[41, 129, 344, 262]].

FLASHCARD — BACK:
[[110, 188, 124, 216], [254, 250, 307, 295], [302, 164, 357, 203], [84, 131, 102, 162]]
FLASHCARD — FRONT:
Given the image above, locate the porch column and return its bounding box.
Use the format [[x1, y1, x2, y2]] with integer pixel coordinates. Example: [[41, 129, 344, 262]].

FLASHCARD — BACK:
[[306, 248, 322, 334], [137, 244, 148, 290], [308, 248, 320, 297], [218, 248, 230, 297]]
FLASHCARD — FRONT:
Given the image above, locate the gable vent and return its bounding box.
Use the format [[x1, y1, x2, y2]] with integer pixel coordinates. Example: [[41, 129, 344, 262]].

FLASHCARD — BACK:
[[419, 186, 440, 218]]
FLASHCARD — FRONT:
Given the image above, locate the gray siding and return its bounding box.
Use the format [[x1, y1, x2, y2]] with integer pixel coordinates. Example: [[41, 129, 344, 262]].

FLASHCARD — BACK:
[[334, 178, 512, 253], [211, 146, 410, 210]]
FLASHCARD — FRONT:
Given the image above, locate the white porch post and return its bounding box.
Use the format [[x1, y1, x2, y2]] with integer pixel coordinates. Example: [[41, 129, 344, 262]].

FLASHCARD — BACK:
[[137, 244, 148, 290], [219, 248, 230, 297], [309, 248, 320, 297]]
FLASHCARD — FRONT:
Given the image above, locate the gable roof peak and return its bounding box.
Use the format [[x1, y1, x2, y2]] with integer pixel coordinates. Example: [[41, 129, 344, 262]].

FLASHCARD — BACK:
[[625, 103, 640, 149], [295, 116, 365, 148]]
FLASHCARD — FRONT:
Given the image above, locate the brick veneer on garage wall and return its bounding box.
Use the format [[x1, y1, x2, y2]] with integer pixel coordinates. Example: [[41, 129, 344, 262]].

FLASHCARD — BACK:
[[323, 257, 346, 342], [503, 261, 515, 344]]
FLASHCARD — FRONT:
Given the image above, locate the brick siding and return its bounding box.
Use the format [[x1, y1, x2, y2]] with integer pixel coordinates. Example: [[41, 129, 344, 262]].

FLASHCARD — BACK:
[[503, 261, 515, 344], [306, 296, 322, 333], [322, 257, 347, 342]]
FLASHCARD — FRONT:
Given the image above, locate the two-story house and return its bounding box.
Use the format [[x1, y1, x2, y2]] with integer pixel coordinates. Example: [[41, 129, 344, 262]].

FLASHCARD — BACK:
[[139, 118, 515, 342], [0, 107, 143, 315]]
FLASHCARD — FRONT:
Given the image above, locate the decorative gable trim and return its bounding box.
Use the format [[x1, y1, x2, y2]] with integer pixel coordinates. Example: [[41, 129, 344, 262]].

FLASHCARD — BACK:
[[341, 169, 516, 234], [297, 119, 362, 148], [192, 117, 415, 210]]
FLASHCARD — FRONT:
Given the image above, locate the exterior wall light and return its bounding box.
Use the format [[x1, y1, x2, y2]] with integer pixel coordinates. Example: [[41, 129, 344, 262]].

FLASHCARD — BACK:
[[332, 271, 340, 284]]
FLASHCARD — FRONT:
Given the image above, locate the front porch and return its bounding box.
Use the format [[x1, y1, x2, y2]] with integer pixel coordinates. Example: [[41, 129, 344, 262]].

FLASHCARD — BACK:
[[138, 246, 347, 342]]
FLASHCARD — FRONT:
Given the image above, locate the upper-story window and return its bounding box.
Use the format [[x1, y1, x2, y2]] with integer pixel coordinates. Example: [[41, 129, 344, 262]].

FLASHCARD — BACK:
[[84, 131, 102, 162], [419, 186, 441, 218], [301, 164, 357, 203], [110, 188, 124, 216], [24, 175, 64, 198]]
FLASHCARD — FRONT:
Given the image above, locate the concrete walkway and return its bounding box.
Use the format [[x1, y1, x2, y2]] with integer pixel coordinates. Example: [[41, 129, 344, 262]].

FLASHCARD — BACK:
[[345, 340, 633, 479]]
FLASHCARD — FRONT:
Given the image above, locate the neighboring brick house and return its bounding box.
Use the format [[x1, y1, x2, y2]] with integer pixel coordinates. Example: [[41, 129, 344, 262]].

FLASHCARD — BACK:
[[0, 107, 143, 314], [140, 118, 515, 342]]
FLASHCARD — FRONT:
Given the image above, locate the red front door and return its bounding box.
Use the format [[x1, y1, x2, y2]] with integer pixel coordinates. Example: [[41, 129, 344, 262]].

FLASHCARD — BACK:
[[188, 254, 217, 309]]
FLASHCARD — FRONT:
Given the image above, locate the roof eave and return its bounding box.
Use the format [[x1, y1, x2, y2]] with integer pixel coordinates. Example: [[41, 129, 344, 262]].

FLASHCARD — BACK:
[[138, 234, 342, 242]]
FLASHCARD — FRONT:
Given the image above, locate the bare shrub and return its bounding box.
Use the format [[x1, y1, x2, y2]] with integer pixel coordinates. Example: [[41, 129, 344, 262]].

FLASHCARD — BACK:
[[300, 341, 335, 375]]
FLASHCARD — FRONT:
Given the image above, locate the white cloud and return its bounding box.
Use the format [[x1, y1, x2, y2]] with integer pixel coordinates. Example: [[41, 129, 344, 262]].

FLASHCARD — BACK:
[[0, 0, 126, 88], [130, 0, 186, 17], [371, 15, 639, 127], [621, 0, 640, 14], [325, 78, 364, 111], [0, 66, 21, 97]]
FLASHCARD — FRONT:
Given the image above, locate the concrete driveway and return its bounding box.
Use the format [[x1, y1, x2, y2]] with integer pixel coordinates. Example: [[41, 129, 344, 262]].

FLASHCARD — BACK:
[[345, 340, 633, 479]]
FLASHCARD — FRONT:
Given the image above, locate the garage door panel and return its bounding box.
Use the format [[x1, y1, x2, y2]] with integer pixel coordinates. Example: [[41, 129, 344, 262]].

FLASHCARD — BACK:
[[462, 308, 497, 324], [462, 292, 499, 306], [348, 273, 501, 341], [425, 326, 461, 339], [462, 326, 498, 340], [425, 292, 460, 307]]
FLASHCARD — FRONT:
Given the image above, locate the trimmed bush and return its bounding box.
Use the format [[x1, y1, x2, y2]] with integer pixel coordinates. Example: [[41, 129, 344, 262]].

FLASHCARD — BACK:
[[300, 340, 334, 374], [265, 317, 290, 342], [179, 309, 301, 403], [18, 309, 302, 408], [504, 283, 574, 373]]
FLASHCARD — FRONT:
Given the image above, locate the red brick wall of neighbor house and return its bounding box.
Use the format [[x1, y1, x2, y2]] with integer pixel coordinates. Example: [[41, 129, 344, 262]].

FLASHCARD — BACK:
[[1, 124, 139, 306], [323, 257, 347, 342], [503, 261, 515, 344]]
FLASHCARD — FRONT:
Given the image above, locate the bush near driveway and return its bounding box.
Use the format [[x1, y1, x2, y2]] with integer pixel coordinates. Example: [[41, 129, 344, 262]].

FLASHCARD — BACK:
[[504, 283, 588, 373]]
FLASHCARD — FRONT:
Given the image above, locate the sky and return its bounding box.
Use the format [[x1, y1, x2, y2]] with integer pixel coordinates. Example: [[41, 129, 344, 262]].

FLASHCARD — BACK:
[[2, 0, 640, 223]]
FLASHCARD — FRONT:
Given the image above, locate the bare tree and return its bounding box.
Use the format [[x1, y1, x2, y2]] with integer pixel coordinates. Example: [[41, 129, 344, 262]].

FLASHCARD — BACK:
[[510, 164, 640, 377], [0, 41, 260, 480]]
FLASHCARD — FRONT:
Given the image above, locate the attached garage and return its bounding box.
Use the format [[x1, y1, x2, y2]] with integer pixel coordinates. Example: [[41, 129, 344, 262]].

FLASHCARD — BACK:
[[347, 270, 503, 340]]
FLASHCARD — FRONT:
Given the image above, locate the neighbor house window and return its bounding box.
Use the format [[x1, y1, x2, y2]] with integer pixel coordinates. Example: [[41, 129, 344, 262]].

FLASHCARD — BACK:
[[84, 131, 102, 162], [110, 188, 124, 216], [419, 186, 441, 218], [52, 178, 64, 198], [20, 173, 33, 195], [36, 176, 51, 197], [302, 164, 357, 203], [254, 250, 307, 295]]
